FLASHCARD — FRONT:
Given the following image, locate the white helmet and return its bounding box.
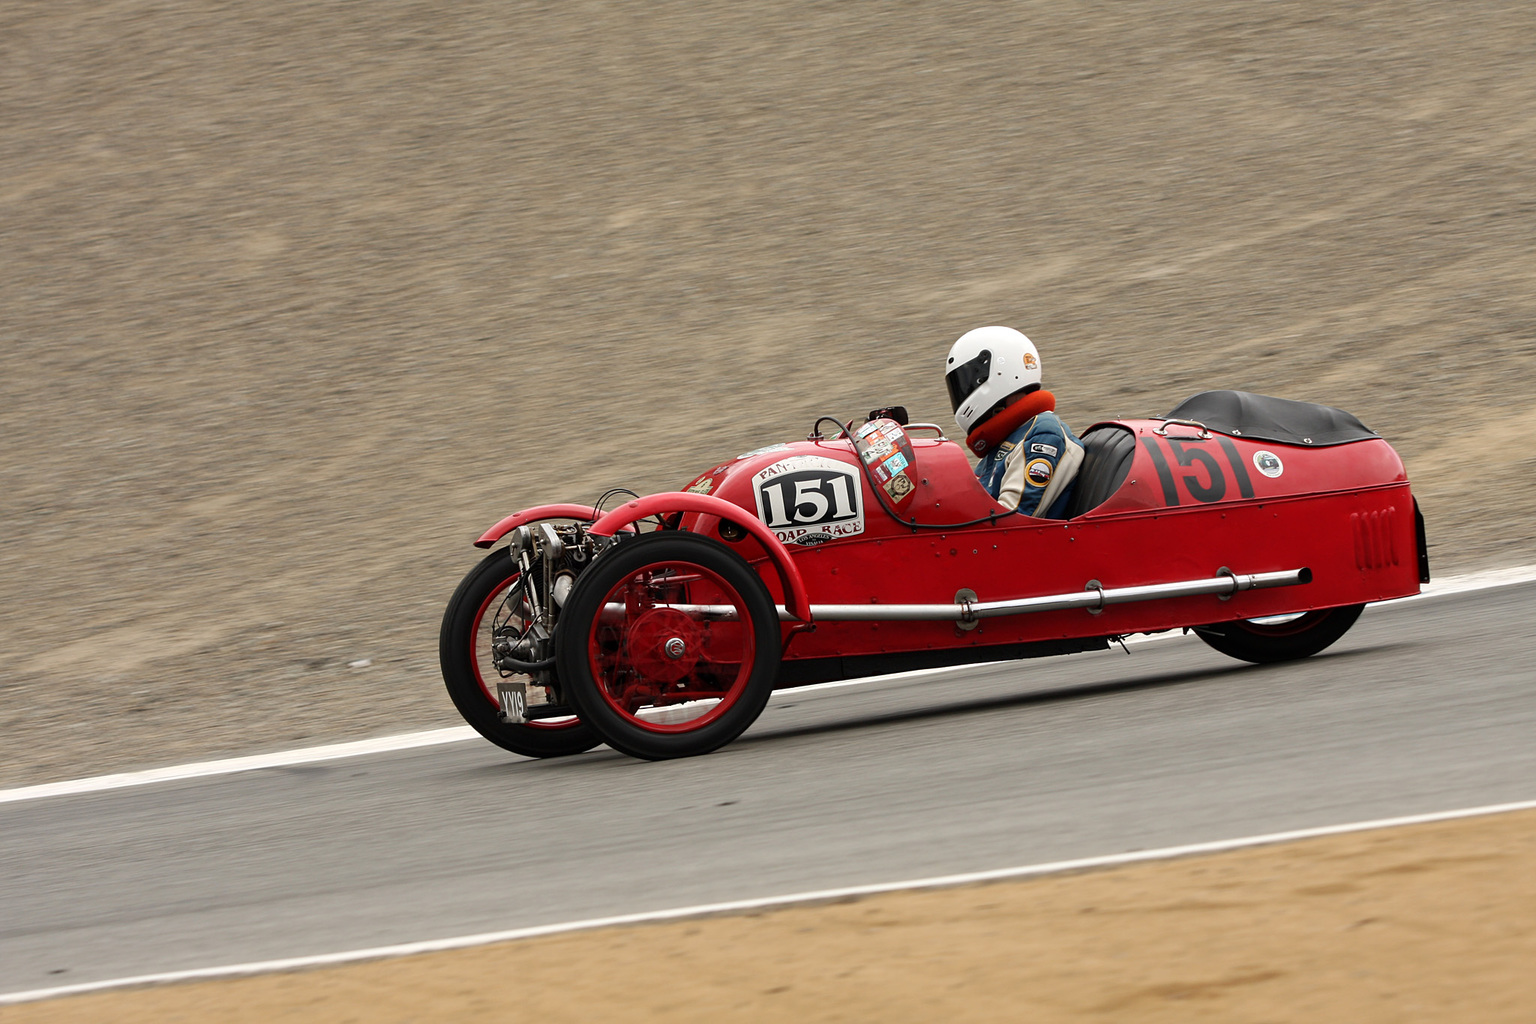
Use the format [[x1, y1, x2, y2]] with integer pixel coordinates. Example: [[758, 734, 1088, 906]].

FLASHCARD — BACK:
[[944, 326, 1043, 435]]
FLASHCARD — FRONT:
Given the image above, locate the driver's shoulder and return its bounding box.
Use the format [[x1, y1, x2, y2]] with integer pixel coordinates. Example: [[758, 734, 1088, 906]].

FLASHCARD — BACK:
[[1019, 410, 1071, 444], [997, 412, 1080, 467]]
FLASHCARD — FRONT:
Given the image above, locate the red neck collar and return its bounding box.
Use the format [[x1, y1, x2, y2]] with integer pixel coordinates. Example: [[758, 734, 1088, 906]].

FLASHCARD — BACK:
[[966, 390, 1056, 456]]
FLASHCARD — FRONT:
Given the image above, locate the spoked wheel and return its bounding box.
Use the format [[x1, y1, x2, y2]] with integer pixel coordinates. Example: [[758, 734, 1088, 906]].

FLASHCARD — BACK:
[[556, 533, 782, 760], [439, 548, 601, 758], [1194, 603, 1365, 664]]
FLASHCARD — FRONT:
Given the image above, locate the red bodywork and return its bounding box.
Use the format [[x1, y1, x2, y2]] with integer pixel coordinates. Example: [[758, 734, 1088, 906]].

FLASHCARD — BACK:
[[478, 419, 1422, 685]]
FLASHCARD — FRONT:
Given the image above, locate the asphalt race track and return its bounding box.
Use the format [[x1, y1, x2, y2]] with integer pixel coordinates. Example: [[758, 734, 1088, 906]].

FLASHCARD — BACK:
[[3, 582, 1534, 998]]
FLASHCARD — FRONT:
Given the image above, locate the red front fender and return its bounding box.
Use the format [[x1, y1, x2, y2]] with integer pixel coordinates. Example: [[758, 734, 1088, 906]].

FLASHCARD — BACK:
[[589, 492, 812, 622], [474, 503, 608, 548]]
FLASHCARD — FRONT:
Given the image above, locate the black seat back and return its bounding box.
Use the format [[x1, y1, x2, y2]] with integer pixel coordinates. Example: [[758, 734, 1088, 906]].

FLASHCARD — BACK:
[[1063, 425, 1136, 518]]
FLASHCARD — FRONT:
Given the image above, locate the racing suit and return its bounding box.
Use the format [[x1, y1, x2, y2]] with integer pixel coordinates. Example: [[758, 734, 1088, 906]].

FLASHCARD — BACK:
[[970, 392, 1085, 517]]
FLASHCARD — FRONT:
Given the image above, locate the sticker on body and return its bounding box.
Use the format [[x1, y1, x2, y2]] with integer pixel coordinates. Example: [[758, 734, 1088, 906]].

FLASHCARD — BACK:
[[752, 455, 865, 542], [1253, 450, 1284, 478]]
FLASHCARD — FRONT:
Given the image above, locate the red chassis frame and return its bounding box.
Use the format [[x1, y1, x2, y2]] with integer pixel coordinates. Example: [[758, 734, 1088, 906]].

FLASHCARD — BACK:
[[476, 418, 1423, 686]]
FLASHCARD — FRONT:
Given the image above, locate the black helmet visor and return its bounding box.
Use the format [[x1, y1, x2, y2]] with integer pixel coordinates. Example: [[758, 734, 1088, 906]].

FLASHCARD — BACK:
[[945, 349, 991, 413]]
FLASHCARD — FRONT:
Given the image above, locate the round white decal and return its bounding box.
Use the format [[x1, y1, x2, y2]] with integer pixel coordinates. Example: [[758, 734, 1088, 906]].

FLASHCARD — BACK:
[[1252, 450, 1284, 478]]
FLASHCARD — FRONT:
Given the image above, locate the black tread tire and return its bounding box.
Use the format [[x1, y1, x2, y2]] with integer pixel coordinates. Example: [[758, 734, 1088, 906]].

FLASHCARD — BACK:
[[556, 533, 781, 761], [1194, 603, 1365, 664], [439, 548, 602, 758]]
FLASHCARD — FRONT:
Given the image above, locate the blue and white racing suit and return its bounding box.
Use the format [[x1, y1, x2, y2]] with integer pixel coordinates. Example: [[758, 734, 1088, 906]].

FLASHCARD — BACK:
[[974, 411, 1085, 517]]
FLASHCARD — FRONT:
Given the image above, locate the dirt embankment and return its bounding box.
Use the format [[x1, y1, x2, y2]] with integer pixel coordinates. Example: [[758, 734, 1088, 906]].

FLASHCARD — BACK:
[[4, 1, 1536, 784]]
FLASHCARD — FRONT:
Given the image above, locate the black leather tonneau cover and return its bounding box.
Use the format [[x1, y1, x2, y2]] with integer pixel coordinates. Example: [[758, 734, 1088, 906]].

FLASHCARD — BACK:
[[1166, 390, 1378, 447]]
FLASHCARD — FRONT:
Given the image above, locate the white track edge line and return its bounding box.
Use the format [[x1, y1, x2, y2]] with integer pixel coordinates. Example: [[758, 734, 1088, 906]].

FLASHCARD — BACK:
[[0, 728, 477, 805], [4, 795, 1534, 1006], [4, 563, 1533, 806]]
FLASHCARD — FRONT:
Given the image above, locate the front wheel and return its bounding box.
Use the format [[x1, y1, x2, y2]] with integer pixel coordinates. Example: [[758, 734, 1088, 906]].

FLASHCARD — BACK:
[[556, 533, 782, 760], [439, 548, 602, 758], [1194, 603, 1365, 664]]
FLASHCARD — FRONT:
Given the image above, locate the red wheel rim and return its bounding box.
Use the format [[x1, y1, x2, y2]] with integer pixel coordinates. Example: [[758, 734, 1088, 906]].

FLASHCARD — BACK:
[[470, 573, 581, 730], [586, 560, 757, 733]]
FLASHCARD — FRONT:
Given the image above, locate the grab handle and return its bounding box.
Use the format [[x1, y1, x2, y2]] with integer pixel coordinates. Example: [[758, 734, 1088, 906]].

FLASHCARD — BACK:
[[1154, 417, 1211, 439]]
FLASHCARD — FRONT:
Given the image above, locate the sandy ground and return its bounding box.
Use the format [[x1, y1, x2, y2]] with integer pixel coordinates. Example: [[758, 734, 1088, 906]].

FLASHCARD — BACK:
[[5, 0, 1536, 787], [5, 808, 1533, 1021]]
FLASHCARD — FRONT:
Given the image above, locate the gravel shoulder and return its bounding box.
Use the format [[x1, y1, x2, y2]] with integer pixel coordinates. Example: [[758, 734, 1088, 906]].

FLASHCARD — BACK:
[[8, 808, 1535, 1022], [4, 1, 1536, 785]]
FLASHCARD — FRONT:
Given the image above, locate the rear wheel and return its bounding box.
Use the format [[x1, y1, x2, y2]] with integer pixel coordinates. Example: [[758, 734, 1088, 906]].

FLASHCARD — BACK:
[[1194, 604, 1365, 664], [556, 533, 781, 760], [439, 548, 601, 758]]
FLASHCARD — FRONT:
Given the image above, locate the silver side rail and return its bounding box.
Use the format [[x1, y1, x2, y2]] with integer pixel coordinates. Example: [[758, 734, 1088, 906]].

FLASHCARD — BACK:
[[808, 567, 1313, 623], [605, 567, 1310, 623]]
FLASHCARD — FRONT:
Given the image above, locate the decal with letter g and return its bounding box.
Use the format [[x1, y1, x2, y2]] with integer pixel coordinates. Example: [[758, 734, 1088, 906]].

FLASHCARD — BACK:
[[752, 455, 865, 542], [1253, 450, 1284, 478], [1029, 442, 1059, 457]]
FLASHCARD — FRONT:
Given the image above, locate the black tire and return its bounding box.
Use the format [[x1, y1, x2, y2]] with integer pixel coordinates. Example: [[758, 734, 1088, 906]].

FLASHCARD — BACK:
[[439, 548, 602, 758], [556, 533, 781, 760], [1194, 603, 1365, 664]]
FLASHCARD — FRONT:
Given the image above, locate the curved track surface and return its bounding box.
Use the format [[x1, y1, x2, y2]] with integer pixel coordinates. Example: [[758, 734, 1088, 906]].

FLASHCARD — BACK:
[[3, 583, 1534, 996]]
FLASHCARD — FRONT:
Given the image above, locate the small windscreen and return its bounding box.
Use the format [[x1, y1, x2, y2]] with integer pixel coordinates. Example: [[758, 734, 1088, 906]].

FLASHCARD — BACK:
[[945, 349, 991, 412]]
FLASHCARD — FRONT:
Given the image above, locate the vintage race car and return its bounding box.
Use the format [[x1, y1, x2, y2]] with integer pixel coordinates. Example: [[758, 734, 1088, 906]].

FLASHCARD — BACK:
[[440, 390, 1428, 761]]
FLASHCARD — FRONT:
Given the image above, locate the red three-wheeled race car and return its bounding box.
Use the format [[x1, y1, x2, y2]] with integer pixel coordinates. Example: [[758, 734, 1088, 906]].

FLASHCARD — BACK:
[[440, 390, 1427, 761]]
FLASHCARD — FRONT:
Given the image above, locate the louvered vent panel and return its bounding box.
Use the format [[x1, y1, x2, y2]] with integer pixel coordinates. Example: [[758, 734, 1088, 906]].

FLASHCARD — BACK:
[[1352, 506, 1398, 570]]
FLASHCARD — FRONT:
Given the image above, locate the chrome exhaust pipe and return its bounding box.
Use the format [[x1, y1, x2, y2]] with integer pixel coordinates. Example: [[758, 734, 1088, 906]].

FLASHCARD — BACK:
[[600, 567, 1311, 624], [790, 567, 1311, 622]]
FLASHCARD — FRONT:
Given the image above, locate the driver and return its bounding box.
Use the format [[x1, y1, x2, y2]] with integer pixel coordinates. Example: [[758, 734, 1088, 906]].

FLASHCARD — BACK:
[[945, 326, 1084, 517]]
